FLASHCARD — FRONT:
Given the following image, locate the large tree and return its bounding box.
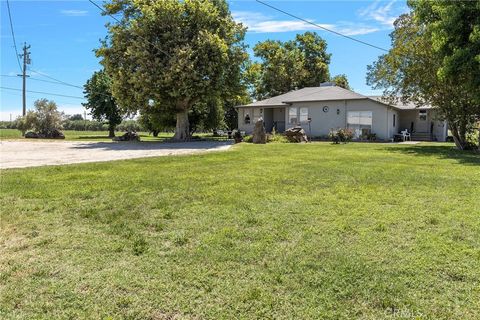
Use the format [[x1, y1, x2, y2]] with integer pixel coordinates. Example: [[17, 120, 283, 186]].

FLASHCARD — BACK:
[[83, 70, 122, 138], [252, 32, 331, 99], [97, 0, 247, 140], [367, 1, 480, 150]]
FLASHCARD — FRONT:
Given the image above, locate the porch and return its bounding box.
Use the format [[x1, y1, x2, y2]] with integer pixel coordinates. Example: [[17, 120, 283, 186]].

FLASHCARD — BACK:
[[263, 107, 286, 133], [398, 109, 448, 142]]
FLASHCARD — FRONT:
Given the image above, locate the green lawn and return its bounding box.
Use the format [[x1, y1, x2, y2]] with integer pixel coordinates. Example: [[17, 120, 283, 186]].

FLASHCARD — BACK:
[[0, 129, 227, 142], [1, 143, 479, 319], [0, 128, 166, 141]]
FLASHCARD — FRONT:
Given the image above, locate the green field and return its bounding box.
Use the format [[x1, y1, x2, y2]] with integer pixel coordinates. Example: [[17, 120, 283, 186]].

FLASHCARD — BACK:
[[0, 129, 228, 142], [0, 128, 168, 141], [1, 142, 479, 319]]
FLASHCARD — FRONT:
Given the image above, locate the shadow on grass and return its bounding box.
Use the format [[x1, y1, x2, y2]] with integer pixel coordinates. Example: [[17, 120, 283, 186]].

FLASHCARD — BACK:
[[71, 135, 114, 140], [71, 140, 233, 151], [384, 144, 480, 166], [71, 135, 230, 142]]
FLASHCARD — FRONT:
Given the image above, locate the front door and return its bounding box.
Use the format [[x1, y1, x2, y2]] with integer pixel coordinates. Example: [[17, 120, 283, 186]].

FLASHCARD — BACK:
[[416, 110, 429, 133]]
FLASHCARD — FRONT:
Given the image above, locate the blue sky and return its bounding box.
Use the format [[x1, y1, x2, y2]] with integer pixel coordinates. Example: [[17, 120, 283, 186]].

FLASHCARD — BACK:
[[0, 0, 408, 121]]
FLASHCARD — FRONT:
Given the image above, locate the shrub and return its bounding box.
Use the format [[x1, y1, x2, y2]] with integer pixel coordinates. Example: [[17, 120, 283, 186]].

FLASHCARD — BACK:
[[329, 128, 354, 144], [243, 135, 253, 143], [233, 130, 243, 143], [367, 133, 377, 141], [117, 120, 144, 132], [266, 133, 289, 143]]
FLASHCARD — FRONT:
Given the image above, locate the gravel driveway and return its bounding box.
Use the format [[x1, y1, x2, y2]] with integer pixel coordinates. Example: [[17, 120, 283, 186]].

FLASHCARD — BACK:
[[0, 140, 233, 169]]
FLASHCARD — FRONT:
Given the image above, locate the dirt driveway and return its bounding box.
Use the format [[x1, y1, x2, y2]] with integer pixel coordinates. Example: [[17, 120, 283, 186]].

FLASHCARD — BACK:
[[0, 140, 233, 169]]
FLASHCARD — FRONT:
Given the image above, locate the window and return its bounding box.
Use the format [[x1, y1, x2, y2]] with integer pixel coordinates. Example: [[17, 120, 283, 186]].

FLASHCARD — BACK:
[[347, 111, 372, 138], [289, 107, 298, 124], [244, 113, 250, 124], [419, 110, 427, 121], [393, 114, 396, 127], [299, 107, 309, 123]]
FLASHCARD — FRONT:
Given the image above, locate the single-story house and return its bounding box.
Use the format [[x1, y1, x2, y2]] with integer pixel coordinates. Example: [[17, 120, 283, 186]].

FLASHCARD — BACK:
[[236, 84, 448, 141]]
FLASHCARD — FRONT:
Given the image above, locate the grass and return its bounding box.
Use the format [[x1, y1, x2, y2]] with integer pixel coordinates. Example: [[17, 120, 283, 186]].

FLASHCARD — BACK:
[[0, 129, 227, 142], [1, 142, 479, 319], [0, 128, 166, 141]]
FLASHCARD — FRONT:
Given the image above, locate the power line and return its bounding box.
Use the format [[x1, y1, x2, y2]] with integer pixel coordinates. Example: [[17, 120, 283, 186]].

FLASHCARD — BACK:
[[2, 90, 85, 105], [28, 69, 83, 89], [1, 86, 84, 99], [5, 0, 22, 72], [88, 0, 172, 58], [255, 0, 389, 52], [2, 74, 85, 87], [26, 70, 113, 99]]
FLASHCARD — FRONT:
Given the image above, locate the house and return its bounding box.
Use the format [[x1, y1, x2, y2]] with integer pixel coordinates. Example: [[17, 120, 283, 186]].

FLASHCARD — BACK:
[[236, 84, 448, 141]]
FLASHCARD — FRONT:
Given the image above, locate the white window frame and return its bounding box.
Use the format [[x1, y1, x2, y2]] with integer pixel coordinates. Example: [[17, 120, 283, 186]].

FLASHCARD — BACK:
[[347, 111, 373, 138], [289, 107, 298, 125], [299, 107, 309, 123]]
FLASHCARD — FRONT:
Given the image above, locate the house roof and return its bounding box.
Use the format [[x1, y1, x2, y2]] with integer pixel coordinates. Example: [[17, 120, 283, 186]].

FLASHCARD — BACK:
[[236, 86, 432, 110], [368, 96, 433, 110], [238, 86, 370, 108]]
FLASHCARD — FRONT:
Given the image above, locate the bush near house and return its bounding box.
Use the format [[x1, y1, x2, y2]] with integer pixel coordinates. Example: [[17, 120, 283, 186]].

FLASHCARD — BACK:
[[329, 128, 354, 144]]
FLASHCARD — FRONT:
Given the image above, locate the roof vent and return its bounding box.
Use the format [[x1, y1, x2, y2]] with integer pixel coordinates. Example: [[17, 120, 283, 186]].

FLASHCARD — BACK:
[[320, 82, 336, 87]]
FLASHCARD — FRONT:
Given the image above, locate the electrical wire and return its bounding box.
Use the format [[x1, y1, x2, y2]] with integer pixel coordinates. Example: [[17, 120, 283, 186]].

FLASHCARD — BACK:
[[5, 0, 23, 72], [0, 86, 84, 99], [87, 0, 172, 58], [255, 0, 389, 52], [28, 69, 83, 89]]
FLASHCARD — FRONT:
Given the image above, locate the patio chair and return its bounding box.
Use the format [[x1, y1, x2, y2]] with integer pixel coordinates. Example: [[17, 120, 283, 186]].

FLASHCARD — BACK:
[[400, 129, 411, 141]]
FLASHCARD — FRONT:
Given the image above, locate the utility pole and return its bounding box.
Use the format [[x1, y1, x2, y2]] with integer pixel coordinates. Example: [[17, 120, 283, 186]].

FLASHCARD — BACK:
[[18, 42, 31, 116]]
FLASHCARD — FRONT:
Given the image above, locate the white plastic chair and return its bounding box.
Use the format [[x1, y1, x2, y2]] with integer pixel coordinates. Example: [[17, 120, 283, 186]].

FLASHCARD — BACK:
[[400, 129, 411, 141]]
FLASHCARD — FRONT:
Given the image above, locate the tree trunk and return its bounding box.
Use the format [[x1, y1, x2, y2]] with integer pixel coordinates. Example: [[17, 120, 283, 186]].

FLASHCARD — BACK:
[[450, 123, 468, 150], [153, 130, 159, 137], [108, 126, 115, 138], [173, 109, 190, 141]]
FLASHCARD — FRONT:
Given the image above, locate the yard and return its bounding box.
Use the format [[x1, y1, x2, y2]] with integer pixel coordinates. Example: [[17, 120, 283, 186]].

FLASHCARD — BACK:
[[0, 129, 168, 142], [0, 129, 228, 142], [1, 142, 479, 319]]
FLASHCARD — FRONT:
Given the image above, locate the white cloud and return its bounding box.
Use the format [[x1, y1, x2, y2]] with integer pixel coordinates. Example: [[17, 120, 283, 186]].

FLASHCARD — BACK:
[[358, 0, 400, 28], [60, 10, 88, 17], [232, 11, 379, 36]]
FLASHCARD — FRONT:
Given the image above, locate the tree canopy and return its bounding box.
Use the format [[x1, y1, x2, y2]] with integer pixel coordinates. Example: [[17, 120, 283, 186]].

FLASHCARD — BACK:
[[97, 0, 248, 140], [331, 74, 351, 90], [251, 32, 331, 99], [83, 69, 123, 137], [367, 1, 480, 150]]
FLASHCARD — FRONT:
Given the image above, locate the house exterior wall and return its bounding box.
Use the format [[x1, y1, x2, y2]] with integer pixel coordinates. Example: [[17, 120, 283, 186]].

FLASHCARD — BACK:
[[284, 99, 394, 140], [237, 107, 256, 133], [237, 100, 454, 141]]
